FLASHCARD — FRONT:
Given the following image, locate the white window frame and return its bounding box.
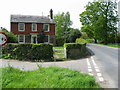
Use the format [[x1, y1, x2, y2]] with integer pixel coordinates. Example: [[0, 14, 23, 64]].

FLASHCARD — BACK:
[[18, 23, 25, 31], [44, 24, 50, 32], [32, 23, 37, 31], [31, 34, 37, 44], [18, 35, 25, 43], [44, 35, 50, 43]]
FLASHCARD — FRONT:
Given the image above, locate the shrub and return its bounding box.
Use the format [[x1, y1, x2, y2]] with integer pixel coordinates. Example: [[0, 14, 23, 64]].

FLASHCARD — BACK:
[[0, 29, 18, 43], [56, 37, 65, 46], [64, 43, 89, 59], [116, 33, 120, 43], [76, 38, 87, 44], [2, 43, 53, 61]]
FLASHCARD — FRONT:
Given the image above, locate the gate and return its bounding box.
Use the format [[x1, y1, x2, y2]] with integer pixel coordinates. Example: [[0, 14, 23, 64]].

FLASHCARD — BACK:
[[53, 48, 66, 59]]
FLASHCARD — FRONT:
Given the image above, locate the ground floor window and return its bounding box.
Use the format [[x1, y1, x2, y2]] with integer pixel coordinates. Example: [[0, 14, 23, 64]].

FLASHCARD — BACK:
[[18, 35, 25, 43], [44, 35, 49, 43]]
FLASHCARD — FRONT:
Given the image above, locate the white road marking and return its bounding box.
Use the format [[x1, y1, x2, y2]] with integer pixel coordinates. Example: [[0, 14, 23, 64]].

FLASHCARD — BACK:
[[87, 58, 93, 74], [88, 69, 92, 72], [95, 69, 100, 72], [87, 58, 91, 66], [90, 56, 104, 82], [94, 66, 98, 69], [97, 73, 102, 77], [89, 73, 93, 76], [99, 77, 104, 82]]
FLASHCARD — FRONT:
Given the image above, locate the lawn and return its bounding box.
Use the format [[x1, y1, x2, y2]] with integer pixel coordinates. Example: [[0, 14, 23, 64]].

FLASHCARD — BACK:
[[1, 66, 100, 88]]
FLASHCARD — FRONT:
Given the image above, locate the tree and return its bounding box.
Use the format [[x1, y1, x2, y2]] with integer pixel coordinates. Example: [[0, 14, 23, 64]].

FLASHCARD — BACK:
[[54, 12, 73, 46], [54, 12, 72, 38], [80, 0, 119, 44], [0, 28, 18, 43], [66, 28, 82, 43]]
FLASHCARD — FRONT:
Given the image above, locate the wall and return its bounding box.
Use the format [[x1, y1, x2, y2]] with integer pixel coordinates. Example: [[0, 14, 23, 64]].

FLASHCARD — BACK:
[[11, 22, 55, 35]]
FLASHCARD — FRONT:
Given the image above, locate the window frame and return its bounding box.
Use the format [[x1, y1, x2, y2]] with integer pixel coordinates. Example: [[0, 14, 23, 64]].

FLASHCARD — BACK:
[[32, 23, 37, 32], [44, 24, 50, 32], [44, 35, 50, 43], [18, 23, 25, 31], [18, 35, 25, 43], [31, 34, 37, 44]]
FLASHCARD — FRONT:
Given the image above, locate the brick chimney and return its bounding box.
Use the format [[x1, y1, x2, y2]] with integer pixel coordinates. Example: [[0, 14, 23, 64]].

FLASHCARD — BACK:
[[50, 9, 53, 19]]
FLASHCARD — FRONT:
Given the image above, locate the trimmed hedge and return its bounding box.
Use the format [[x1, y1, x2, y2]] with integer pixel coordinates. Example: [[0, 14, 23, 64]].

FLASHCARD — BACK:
[[2, 43, 53, 61], [64, 43, 89, 59], [76, 38, 87, 44]]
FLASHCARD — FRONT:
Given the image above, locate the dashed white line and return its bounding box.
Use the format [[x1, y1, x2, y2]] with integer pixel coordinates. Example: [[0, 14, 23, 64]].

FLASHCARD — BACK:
[[87, 58, 93, 75], [99, 77, 104, 82], [90, 56, 104, 82], [95, 69, 100, 72], [97, 73, 102, 77], [89, 73, 93, 76], [88, 69, 92, 72]]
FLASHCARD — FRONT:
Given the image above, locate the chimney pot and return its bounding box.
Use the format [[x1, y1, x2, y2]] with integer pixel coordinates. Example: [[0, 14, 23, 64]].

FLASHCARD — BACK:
[[50, 9, 53, 19]]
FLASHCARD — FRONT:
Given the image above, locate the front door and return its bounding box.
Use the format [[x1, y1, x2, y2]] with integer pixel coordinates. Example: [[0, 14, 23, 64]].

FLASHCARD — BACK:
[[31, 35, 37, 44]]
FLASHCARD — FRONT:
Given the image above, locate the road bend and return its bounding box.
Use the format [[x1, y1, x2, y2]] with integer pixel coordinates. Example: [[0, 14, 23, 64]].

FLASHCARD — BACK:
[[87, 43, 119, 88]]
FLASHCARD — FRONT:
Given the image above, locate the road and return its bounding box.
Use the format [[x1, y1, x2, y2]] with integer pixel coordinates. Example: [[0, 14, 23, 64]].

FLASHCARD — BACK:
[[1, 44, 119, 88], [86, 43, 119, 88]]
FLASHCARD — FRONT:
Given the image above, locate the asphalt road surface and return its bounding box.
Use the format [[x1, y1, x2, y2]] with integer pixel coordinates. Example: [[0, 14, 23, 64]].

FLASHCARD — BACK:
[[87, 43, 119, 88]]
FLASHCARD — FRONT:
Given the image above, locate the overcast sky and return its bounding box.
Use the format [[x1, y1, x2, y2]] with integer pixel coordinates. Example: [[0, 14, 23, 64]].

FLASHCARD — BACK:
[[0, 0, 94, 31], [0, 0, 119, 31]]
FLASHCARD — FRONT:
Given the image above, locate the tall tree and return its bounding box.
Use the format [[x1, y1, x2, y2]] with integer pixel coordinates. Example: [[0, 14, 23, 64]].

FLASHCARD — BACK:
[[54, 12, 72, 38], [80, 0, 119, 44]]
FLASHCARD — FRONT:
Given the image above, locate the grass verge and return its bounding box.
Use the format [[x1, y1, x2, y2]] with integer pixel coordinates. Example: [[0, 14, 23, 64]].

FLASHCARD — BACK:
[[93, 43, 120, 48], [2, 66, 100, 88]]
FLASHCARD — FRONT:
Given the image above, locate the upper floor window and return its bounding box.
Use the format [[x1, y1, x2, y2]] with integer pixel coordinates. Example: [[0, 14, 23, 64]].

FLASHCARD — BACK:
[[44, 24, 49, 32], [18, 23, 25, 31], [32, 24, 37, 31]]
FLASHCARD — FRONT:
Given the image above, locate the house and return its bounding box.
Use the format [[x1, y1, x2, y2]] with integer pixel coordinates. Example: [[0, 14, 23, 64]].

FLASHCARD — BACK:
[[10, 9, 56, 45]]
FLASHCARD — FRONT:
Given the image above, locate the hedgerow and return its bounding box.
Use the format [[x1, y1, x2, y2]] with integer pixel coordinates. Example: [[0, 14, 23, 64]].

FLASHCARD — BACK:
[[64, 43, 89, 59], [2, 43, 53, 61]]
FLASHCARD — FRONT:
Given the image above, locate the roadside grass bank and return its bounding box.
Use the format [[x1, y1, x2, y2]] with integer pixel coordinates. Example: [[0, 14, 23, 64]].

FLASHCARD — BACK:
[[93, 43, 120, 48], [2, 66, 101, 88]]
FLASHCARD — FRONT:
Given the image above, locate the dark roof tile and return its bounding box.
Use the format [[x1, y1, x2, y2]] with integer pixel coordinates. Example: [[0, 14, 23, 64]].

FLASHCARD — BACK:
[[11, 15, 55, 24]]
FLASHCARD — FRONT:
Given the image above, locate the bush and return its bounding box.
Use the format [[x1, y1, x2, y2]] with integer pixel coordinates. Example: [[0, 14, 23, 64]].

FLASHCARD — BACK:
[[0, 29, 18, 43], [76, 38, 87, 44], [64, 43, 89, 59], [56, 37, 65, 46], [2, 43, 53, 61], [116, 33, 120, 43]]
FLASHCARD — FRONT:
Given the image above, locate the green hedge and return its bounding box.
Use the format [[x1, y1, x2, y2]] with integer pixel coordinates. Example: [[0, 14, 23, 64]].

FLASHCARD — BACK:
[[2, 43, 53, 61], [76, 38, 87, 44], [64, 43, 89, 59]]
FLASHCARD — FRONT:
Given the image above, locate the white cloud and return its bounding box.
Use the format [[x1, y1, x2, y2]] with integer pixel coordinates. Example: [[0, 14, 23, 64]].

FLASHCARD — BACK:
[[0, 0, 93, 31]]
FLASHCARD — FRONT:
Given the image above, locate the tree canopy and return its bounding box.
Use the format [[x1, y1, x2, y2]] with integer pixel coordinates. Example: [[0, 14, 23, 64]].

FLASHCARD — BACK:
[[54, 12, 73, 38], [80, 0, 119, 44]]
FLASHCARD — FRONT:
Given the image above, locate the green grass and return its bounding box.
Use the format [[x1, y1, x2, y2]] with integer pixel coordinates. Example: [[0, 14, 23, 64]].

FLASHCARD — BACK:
[[53, 46, 64, 49], [94, 43, 120, 48], [2, 66, 101, 88]]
